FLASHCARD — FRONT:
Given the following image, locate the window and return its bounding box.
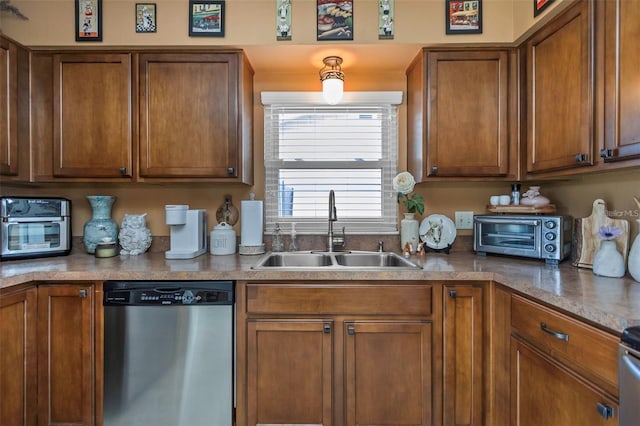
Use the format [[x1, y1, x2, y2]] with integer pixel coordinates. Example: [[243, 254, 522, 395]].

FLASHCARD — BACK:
[[262, 92, 402, 234]]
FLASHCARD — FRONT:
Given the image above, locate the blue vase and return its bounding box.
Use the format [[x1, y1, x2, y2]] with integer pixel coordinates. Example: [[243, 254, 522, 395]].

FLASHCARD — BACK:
[[83, 195, 118, 254]]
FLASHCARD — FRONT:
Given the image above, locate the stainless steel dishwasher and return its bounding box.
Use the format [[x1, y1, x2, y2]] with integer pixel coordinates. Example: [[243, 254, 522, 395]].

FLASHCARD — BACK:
[[103, 280, 234, 426], [619, 326, 640, 426]]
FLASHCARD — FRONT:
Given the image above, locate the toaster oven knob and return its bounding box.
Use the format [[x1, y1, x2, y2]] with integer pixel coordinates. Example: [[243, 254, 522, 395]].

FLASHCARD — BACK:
[[545, 232, 556, 241], [545, 221, 556, 229], [545, 244, 556, 253]]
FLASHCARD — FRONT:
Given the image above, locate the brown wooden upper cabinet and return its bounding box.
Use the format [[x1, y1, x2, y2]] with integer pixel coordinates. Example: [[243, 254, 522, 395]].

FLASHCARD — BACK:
[[30, 49, 254, 184], [51, 53, 134, 179], [138, 52, 253, 182], [525, 0, 594, 175], [601, 0, 640, 162], [406, 48, 518, 181], [0, 35, 29, 181]]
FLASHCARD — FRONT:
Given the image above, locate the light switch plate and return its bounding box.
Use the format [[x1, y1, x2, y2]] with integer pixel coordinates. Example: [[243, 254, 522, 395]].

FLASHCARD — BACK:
[[455, 211, 474, 230]]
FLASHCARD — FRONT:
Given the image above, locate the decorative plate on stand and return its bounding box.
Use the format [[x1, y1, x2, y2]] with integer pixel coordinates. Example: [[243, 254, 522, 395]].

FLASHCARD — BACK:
[[419, 214, 457, 250]]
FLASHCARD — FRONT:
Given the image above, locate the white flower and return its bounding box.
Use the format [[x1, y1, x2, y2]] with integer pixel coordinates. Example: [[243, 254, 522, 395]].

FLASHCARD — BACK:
[[393, 171, 415, 195]]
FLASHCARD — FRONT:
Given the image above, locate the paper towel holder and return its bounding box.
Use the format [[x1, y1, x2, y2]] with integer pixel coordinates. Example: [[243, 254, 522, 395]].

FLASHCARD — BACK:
[[239, 192, 266, 255]]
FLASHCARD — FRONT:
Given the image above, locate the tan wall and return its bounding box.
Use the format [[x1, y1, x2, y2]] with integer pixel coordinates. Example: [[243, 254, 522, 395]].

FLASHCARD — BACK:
[[3, 0, 518, 46], [3, 0, 637, 245]]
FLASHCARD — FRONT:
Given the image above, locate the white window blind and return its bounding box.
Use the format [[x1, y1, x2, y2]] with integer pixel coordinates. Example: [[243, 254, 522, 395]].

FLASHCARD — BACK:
[[263, 93, 400, 235]]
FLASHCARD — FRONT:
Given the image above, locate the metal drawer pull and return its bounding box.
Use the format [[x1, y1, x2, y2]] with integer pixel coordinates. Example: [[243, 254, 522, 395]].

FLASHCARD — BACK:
[[347, 325, 355, 335], [596, 402, 615, 420], [540, 322, 569, 341], [79, 289, 88, 298], [323, 324, 331, 334]]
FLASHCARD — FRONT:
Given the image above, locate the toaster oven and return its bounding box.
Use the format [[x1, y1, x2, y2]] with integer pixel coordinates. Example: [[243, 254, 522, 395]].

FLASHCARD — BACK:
[[1, 196, 72, 261], [473, 214, 573, 264]]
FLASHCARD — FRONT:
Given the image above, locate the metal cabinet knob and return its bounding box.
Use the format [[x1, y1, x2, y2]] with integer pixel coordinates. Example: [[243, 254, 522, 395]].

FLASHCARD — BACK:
[[596, 402, 614, 420], [575, 153, 588, 163], [119, 167, 127, 175], [431, 166, 438, 175]]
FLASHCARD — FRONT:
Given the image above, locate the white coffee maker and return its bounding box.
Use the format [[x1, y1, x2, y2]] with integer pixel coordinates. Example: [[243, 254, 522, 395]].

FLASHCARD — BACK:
[[164, 205, 207, 259]]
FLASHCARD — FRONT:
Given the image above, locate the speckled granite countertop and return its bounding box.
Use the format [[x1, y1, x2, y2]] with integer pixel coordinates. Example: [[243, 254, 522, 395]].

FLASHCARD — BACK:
[[2, 251, 640, 334]]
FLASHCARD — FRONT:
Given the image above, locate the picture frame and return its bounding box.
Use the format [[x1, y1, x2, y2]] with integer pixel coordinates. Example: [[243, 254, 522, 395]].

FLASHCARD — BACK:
[[378, 0, 394, 40], [445, 0, 482, 35], [189, 0, 225, 37], [75, 0, 102, 42], [276, 0, 292, 41], [317, 0, 353, 41], [136, 3, 157, 33], [534, 0, 555, 17]]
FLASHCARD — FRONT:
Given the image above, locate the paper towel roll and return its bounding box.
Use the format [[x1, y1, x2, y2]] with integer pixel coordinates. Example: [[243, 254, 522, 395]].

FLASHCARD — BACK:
[[241, 195, 264, 246]]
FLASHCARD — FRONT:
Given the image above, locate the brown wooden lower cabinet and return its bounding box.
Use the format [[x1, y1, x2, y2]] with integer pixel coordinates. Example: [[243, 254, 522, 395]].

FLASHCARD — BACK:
[[511, 337, 618, 426], [246, 319, 334, 426], [246, 318, 433, 426], [37, 284, 95, 426], [344, 320, 432, 426], [443, 284, 484, 426], [242, 282, 437, 426], [0, 285, 38, 426]]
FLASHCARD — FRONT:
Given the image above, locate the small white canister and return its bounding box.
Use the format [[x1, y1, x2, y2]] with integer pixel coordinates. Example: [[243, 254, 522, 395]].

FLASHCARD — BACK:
[[210, 222, 237, 255]]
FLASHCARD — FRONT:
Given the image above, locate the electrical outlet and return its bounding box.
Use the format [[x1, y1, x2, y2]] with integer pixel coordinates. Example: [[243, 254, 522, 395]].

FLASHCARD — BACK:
[[455, 211, 474, 230]]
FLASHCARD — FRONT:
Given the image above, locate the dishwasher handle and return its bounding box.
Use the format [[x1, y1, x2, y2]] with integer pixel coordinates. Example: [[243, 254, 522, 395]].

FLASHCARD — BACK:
[[621, 347, 640, 380]]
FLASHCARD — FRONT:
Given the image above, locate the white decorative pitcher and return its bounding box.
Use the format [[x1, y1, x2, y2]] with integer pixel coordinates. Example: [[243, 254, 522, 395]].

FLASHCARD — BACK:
[[593, 240, 625, 278], [400, 213, 419, 253], [628, 219, 640, 282]]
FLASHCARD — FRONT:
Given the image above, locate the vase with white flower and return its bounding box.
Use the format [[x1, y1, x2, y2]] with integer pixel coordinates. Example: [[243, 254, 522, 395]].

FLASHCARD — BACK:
[[593, 225, 626, 278], [393, 171, 424, 253]]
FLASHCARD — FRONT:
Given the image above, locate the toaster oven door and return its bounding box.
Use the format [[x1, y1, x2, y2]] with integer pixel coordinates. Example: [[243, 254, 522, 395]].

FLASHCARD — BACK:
[[474, 217, 543, 258], [1, 219, 70, 259]]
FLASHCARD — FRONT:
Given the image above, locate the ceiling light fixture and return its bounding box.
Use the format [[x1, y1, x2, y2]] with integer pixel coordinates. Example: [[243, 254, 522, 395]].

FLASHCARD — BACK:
[[319, 56, 344, 105]]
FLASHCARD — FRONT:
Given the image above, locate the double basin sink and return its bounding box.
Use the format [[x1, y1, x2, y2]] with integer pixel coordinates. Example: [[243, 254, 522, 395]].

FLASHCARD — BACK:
[[251, 251, 422, 270]]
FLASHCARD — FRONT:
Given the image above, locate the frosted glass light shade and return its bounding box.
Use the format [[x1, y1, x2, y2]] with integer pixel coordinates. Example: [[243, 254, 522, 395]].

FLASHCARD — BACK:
[[322, 77, 344, 105]]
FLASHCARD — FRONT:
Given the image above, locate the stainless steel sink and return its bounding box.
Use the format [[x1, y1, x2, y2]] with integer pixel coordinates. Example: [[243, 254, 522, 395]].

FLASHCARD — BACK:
[[255, 252, 333, 268], [251, 251, 421, 270], [333, 252, 419, 268]]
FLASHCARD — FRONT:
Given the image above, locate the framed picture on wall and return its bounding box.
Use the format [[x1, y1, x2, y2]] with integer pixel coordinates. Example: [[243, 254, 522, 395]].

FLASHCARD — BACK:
[[136, 3, 157, 33], [189, 0, 225, 37], [317, 0, 353, 41], [534, 0, 555, 17], [445, 0, 482, 35], [378, 0, 394, 40], [276, 0, 292, 40], [75, 0, 102, 42]]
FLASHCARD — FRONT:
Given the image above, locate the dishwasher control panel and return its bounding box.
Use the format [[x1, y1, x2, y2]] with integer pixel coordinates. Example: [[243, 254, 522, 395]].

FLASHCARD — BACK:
[[103, 280, 234, 306]]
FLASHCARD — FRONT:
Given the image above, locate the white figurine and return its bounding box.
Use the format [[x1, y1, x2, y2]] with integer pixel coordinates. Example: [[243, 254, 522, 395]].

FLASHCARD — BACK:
[[119, 213, 152, 255]]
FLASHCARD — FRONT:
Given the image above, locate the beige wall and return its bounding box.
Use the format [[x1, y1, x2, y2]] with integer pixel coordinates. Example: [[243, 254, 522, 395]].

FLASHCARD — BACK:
[[2, 0, 520, 46], [3, 0, 637, 244]]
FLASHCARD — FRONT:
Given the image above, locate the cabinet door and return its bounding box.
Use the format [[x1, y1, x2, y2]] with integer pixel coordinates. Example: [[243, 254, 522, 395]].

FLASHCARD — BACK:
[[246, 319, 333, 426], [345, 321, 432, 426], [443, 285, 483, 426], [511, 337, 618, 426], [139, 53, 240, 179], [0, 36, 28, 180], [53, 53, 133, 178], [526, 0, 594, 174], [37, 285, 94, 426], [602, 0, 640, 162], [0, 287, 37, 426], [0, 37, 18, 177], [427, 50, 511, 177]]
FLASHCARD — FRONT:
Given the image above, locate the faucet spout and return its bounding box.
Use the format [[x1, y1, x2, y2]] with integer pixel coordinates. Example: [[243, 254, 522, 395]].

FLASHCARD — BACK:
[[328, 190, 337, 252]]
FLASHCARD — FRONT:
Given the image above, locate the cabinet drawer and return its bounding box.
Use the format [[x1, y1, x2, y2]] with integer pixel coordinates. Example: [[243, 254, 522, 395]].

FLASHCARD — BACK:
[[511, 295, 618, 394], [246, 283, 432, 316]]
